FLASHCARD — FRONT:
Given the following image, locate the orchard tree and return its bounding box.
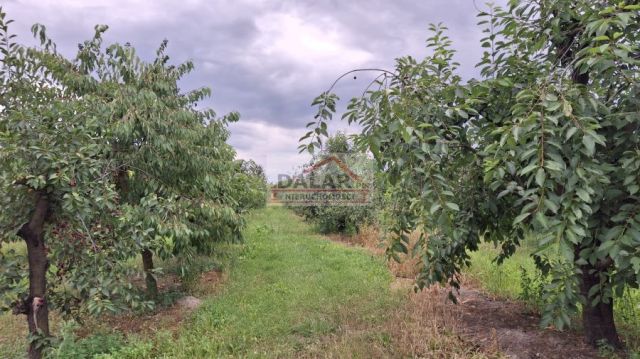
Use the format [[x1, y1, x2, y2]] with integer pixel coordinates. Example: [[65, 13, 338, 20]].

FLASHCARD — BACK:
[[0, 12, 150, 358], [303, 0, 640, 348], [104, 41, 245, 299], [0, 10, 248, 357], [233, 159, 269, 210]]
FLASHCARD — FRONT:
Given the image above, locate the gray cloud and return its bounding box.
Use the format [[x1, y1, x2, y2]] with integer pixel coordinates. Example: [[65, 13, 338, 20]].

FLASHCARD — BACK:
[[3, 0, 504, 180]]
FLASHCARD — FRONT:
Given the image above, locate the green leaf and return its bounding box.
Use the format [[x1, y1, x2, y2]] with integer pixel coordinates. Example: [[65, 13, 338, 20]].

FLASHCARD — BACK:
[[565, 127, 578, 141], [521, 163, 538, 175], [582, 135, 595, 156], [513, 212, 531, 225], [535, 168, 546, 187], [445, 202, 460, 211], [544, 160, 563, 172], [576, 189, 591, 203], [544, 199, 559, 213]]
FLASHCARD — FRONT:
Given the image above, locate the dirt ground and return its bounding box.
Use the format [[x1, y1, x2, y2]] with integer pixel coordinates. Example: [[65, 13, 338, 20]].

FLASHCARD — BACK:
[[83, 269, 226, 337], [328, 230, 602, 359], [454, 287, 598, 358]]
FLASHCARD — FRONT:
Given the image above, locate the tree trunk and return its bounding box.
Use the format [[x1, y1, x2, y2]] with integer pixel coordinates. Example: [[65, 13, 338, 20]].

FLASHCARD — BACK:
[[579, 263, 622, 348], [141, 249, 158, 300], [16, 194, 50, 359], [556, 13, 622, 350]]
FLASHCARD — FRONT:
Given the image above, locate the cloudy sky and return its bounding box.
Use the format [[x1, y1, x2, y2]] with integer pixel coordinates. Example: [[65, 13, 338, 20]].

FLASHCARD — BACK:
[[3, 0, 502, 181]]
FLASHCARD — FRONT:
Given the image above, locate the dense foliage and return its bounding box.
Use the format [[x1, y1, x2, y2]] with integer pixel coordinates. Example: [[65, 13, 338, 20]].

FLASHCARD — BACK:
[[0, 9, 266, 357], [233, 159, 269, 211], [303, 0, 640, 348], [106, 39, 246, 298]]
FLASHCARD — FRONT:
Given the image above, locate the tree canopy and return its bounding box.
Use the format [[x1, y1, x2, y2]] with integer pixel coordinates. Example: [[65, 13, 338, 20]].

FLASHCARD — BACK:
[[0, 9, 265, 357], [303, 0, 640, 347]]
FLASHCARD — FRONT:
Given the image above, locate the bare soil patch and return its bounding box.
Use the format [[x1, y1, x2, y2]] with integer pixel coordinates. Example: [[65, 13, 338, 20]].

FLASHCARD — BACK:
[[326, 229, 602, 359], [455, 287, 598, 359], [84, 269, 226, 337], [98, 300, 187, 336]]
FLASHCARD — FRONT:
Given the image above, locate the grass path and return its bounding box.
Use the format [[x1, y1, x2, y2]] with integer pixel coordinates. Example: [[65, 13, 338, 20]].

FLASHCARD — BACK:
[[142, 206, 399, 357], [1, 207, 489, 358], [4, 207, 611, 358]]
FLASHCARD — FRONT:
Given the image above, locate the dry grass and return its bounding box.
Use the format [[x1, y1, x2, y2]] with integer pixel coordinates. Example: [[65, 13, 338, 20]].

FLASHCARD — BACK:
[[384, 285, 493, 358], [321, 226, 497, 358], [0, 311, 28, 358], [298, 280, 493, 358], [329, 225, 600, 359], [329, 224, 423, 279]]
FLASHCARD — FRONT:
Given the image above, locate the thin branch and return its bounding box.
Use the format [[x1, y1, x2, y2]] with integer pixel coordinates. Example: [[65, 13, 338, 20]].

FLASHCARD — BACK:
[[326, 68, 396, 94], [77, 215, 98, 252]]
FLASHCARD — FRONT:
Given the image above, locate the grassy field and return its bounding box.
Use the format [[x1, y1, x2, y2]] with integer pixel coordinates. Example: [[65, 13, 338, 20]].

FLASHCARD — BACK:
[[465, 240, 540, 300], [145, 207, 398, 357], [1, 207, 411, 358]]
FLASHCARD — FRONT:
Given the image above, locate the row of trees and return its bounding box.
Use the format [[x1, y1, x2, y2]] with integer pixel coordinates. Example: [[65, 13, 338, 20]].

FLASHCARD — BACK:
[[303, 0, 639, 349], [0, 9, 266, 358]]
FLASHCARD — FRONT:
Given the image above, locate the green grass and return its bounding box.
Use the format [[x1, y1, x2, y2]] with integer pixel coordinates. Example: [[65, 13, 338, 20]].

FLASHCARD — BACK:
[[39, 206, 398, 358], [147, 206, 396, 357], [1, 207, 398, 358], [0, 312, 26, 358], [467, 242, 538, 300]]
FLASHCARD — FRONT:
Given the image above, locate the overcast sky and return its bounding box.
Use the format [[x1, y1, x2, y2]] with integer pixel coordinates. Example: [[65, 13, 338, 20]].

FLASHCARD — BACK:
[[3, 0, 502, 181]]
